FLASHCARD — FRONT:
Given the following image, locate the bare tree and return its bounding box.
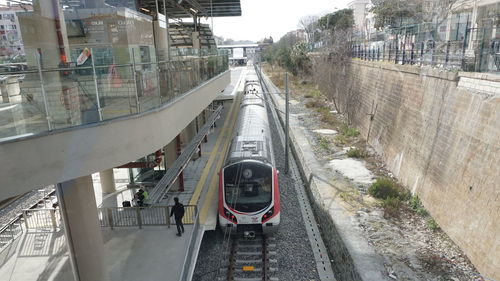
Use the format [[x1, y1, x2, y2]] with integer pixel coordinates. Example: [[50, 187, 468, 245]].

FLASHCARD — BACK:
[[312, 28, 359, 124], [298, 15, 319, 44]]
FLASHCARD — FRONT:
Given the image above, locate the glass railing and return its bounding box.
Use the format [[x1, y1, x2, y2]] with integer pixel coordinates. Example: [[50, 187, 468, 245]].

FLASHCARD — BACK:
[[0, 48, 229, 142]]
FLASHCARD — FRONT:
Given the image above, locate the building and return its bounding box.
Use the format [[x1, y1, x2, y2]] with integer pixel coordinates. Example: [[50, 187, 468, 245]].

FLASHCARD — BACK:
[[348, 0, 370, 36], [0, 4, 29, 58]]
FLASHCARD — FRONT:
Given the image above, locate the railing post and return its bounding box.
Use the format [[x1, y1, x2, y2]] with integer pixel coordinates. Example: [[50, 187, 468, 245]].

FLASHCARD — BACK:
[[395, 41, 399, 64], [136, 208, 142, 229], [420, 41, 424, 66], [461, 25, 470, 70], [90, 48, 103, 121], [155, 62, 162, 104], [383, 43, 386, 61], [430, 41, 435, 66], [23, 210, 29, 230], [50, 209, 57, 231], [35, 50, 52, 131], [410, 43, 415, 65], [402, 43, 406, 65], [10, 223, 15, 240], [131, 49, 141, 113], [107, 208, 114, 230], [388, 43, 392, 61], [166, 206, 171, 228], [445, 40, 451, 67]]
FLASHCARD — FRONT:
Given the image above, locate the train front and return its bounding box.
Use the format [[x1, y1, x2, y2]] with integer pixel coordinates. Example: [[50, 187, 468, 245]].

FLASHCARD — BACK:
[[219, 160, 280, 237]]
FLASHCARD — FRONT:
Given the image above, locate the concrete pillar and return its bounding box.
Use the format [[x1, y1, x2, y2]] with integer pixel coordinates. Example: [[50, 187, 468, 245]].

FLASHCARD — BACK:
[[182, 118, 197, 146], [56, 175, 105, 281], [99, 169, 116, 194], [192, 31, 201, 49], [182, 118, 199, 160], [164, 140, 180, 190], [203, 109, 208, 143]]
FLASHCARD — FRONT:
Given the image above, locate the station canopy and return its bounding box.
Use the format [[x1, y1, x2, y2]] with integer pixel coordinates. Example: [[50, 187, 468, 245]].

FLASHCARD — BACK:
[[140, 0, 241, 18]]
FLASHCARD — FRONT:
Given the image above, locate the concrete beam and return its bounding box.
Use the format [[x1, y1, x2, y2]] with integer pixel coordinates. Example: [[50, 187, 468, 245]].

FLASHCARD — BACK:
[[0, 71, 230, 201]]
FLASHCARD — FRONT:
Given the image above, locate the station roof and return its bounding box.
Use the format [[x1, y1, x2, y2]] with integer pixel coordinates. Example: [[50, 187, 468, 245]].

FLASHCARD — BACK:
[[140, 0, 241, 18]]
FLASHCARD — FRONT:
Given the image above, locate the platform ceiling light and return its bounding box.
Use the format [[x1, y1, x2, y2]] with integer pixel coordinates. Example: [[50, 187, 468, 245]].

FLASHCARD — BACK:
[[189, 7, 198, 14], [140, 7, 150, 12]]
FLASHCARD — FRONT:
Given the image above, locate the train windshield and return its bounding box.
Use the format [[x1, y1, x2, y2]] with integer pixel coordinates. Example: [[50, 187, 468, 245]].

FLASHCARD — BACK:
[[224, 162, 273, 212]]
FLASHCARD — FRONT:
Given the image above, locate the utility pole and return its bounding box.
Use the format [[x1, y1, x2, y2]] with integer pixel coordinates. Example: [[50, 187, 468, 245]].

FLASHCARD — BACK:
[[285, 72, 289, 174]]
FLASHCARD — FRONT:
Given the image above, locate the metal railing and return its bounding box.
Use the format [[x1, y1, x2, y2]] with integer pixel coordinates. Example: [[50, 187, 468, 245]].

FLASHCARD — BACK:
[[180, 206, 201, 281], [351, 27, 500, 73], [0, 187, 56, 254], [23, 208, 61, 231], [97, 205, 197, 229], [0, 47, 229, 141], [17, 204, 197, 231], [146, 105, 223, 204], [0, 216, 23, 252]]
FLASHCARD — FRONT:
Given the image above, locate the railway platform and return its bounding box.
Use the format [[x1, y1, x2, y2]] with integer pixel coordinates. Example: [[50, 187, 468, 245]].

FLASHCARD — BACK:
[[0, 67, 245, 281]]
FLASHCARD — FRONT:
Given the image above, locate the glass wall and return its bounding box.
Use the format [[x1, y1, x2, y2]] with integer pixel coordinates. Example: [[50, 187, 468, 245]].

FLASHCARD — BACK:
[[0, 0, 228, 141]]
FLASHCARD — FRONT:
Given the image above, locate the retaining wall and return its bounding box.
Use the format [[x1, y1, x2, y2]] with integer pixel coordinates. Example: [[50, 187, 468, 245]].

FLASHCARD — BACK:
[[341, 60, 499, 279]]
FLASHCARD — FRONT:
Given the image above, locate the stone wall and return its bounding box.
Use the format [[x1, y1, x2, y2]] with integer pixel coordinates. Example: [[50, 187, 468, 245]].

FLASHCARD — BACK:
[[340, 60, 499, 279]]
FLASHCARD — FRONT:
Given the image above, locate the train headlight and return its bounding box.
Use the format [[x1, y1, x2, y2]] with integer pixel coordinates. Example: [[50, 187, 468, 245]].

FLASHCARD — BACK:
[[261, 207, 274, 222], [223, 207, 237, 223]]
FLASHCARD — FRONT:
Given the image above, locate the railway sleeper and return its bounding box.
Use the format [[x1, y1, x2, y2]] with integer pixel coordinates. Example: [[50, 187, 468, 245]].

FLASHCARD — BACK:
[[234, 251, 262, 256], [235, 259, 263, 264], [233, 277, 264, 281]]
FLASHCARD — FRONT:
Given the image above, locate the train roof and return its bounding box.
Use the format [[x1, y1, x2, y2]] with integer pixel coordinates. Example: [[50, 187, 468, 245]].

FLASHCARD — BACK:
[[226, 135, 271, 164]]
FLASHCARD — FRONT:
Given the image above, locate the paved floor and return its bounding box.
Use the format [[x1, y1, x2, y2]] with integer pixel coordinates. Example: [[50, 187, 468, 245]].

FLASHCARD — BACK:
[[0, 67, 245, 281]]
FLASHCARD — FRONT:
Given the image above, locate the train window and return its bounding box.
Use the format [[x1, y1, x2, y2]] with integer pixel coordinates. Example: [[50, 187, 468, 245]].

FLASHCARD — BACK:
[[224, 162, 273, 212]]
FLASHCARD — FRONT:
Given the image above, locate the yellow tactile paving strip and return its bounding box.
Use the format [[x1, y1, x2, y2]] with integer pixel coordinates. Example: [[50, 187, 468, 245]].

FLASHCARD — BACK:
[[188, 95, 238, 207], [198, 95, 242, 224]]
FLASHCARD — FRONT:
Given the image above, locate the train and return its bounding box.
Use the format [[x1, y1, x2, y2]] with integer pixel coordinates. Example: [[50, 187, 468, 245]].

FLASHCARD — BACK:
[[218, 68, 280, 237]]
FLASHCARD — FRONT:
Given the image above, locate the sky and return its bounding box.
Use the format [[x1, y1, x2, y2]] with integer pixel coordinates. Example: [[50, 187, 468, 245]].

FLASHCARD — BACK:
[[206, 0, 352, 42]]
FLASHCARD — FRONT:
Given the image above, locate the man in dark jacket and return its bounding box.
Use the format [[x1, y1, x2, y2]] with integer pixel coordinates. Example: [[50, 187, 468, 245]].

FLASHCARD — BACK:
[[170, 197, 185, 236]]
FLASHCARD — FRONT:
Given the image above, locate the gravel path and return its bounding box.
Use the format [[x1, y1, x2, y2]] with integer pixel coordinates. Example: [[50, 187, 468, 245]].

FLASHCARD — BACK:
[[193, 80, 321, 281]]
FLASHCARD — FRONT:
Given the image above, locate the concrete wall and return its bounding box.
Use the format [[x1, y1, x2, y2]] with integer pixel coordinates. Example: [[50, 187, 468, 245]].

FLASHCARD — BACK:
[[0, 70, 230, 200], [339, 60, 499, 279]]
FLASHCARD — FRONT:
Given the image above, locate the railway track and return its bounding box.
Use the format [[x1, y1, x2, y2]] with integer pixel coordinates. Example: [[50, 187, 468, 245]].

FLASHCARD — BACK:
[[218, 234, 278, 281]]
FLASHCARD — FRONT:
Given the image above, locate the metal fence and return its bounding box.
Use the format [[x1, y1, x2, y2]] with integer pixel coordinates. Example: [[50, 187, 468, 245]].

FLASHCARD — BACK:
[[351, 26, 500, 73], [19, 205, 197, 231], [23, 208, 61, 231], [352, 38, 500, 72], [98, 205, 198, 229]]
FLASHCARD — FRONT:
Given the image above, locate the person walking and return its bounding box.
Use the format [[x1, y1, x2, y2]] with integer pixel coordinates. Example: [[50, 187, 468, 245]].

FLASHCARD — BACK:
[[170, 197, 185, 236]]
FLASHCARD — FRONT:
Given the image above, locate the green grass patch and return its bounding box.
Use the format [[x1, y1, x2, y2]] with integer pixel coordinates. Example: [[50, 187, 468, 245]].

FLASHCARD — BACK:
[[368, 177, 400, 199], [304, 89, 323, 99], [346, 148, 365, 158], [382, 197, 401, 217], [317, 136, 331, 151], [427, 218, 439, 230], [409, 195, 422, 210], [335, 135, 348, 145], [340, 123, 360, 137], [305, 99, 326, 108], [409, 196, 429, 217]]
